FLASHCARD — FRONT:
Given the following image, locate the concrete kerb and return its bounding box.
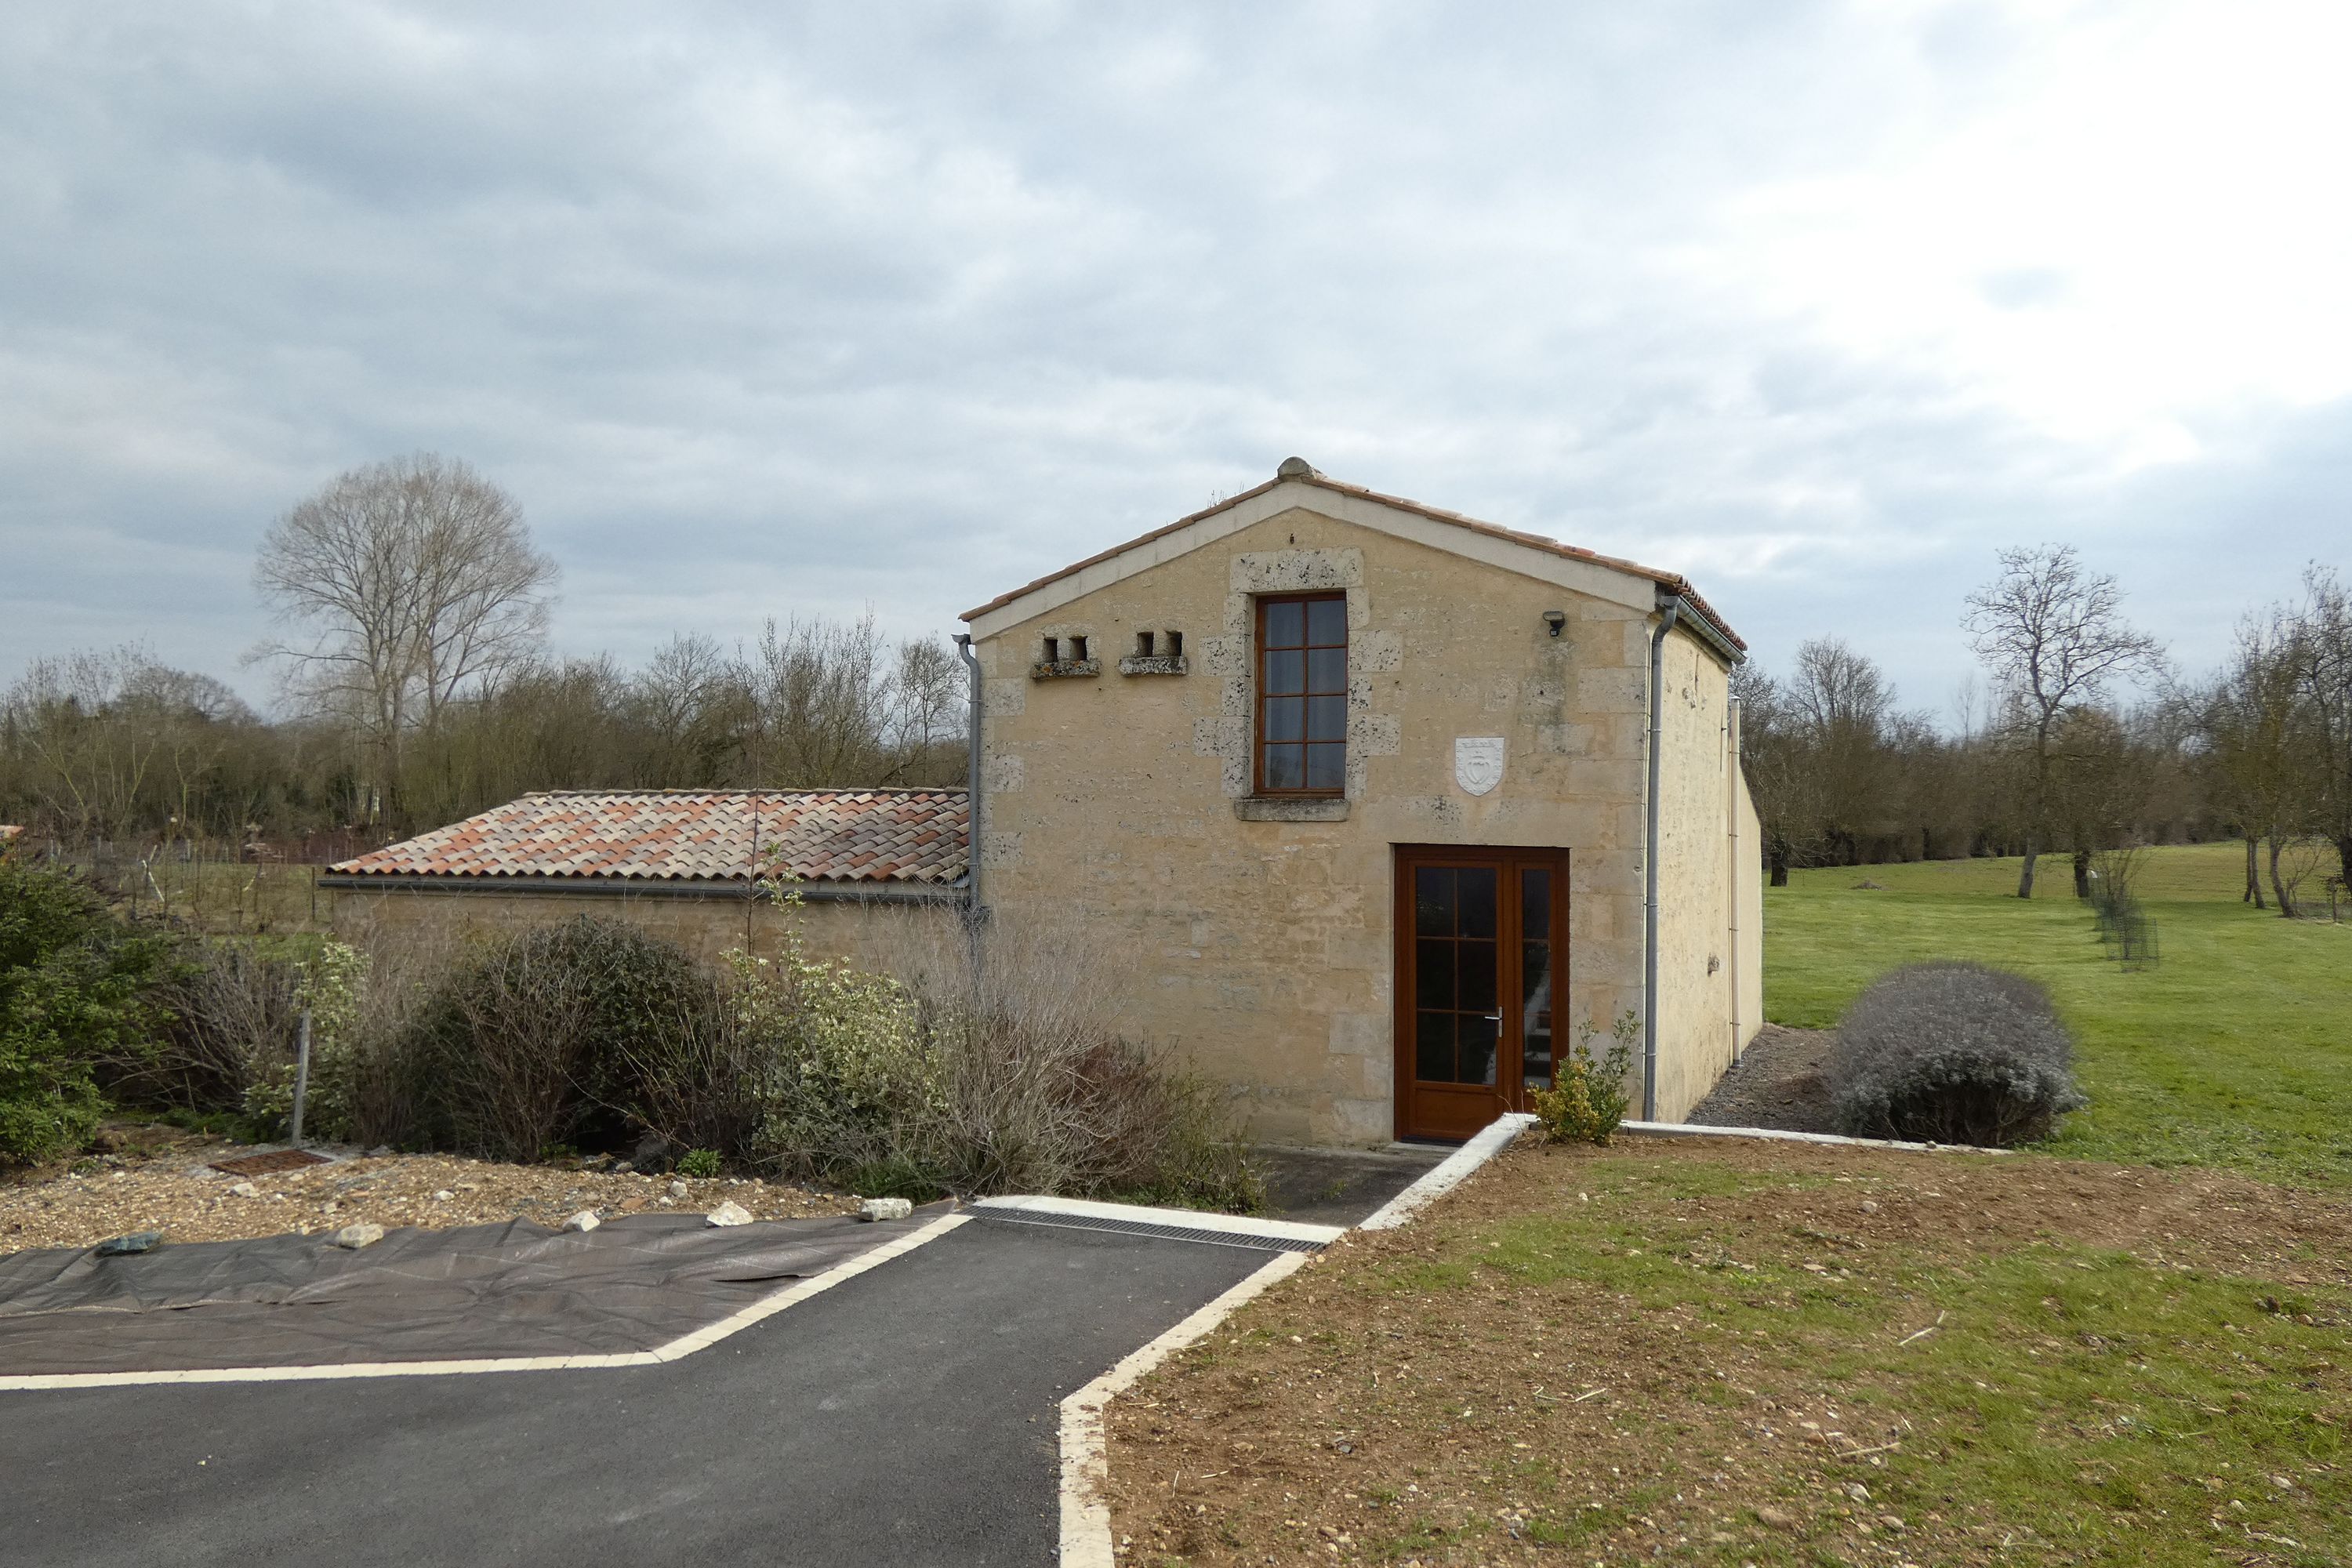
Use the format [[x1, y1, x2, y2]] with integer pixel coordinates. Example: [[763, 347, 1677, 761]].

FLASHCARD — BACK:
[[0, 1210, 972, 1393], [1621, 1120, 2016, 1155], [971, 1194, 1344, 1247], [1056, 1112, 1539, 1566]]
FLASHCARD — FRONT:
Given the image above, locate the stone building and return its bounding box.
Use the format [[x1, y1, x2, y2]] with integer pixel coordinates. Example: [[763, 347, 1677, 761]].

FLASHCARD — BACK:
[[959, 459, 1762, 1144], [327, 459, 1762, 1147]]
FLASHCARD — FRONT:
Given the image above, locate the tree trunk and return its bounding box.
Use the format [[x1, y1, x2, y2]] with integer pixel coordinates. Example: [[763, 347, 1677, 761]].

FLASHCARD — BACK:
[[2072, 848, 2092, 901], [2268, 835, 2296, 918], [2016, 844, 2038, 899], [2244, 834, 2263, 906]]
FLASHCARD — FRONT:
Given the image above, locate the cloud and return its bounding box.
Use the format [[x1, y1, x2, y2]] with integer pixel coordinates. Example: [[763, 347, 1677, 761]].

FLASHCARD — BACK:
[[1, 0, 2345, 720]]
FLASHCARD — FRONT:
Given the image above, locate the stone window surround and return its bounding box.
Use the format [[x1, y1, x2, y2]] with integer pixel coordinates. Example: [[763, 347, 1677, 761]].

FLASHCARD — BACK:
[[1194, 546, 1401, 806]]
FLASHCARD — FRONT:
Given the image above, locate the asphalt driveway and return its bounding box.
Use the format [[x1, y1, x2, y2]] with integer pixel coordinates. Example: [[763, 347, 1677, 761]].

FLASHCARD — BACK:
[[1, 1218, 1275, 1568]]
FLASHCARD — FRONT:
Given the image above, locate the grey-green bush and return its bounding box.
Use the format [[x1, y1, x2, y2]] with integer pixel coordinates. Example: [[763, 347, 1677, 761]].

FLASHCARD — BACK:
[[1827, 960, 2085, 1146]]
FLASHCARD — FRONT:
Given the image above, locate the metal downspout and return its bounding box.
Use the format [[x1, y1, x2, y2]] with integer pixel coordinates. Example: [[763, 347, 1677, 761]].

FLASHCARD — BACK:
[[1726, 695, 1743, 1064], [952, 633, 983, 927], [1642, 598, 1682, 1123]]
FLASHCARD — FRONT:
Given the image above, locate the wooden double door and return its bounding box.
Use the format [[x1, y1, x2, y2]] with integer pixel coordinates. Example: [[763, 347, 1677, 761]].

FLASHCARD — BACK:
[[1392, 845, 1569, 1142]]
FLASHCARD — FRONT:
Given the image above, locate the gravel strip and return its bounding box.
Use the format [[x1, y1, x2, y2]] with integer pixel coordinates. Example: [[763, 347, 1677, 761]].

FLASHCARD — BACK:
[[1686, 1022, 1841, 1134], [0, 1126, 858, 1256]]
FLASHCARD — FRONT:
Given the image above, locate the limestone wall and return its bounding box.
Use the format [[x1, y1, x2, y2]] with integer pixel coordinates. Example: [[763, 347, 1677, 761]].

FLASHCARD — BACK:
[[325, 884, 960, 978], [1649, 627, 1742, 1122], [1733, 767, 1765, 1058]]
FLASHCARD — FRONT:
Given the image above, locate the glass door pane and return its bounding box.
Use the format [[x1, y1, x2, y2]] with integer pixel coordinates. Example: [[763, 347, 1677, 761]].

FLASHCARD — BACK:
[[1519, 866, 1554, 1090], [1411, 864, 1499, 1083]]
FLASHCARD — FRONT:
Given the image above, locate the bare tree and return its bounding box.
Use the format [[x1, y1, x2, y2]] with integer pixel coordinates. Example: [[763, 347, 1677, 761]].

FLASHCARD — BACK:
[[1786, 637, 1904, 866], [2284, 565, 2352, 886], [1730, 663, 1817, 886], [253, 454, 556, 825], [1964, 545, 2164, 898], [2198, 610, 2314, 911], [0, 645, 260, 841]]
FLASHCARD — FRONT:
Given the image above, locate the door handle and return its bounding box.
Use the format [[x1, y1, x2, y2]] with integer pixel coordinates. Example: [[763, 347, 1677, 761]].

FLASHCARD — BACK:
[[1481, 1013, 1501, 1022]]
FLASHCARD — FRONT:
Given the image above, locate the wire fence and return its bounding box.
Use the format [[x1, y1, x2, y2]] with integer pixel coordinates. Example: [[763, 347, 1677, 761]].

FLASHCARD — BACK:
[[13, 832, 394, 935]]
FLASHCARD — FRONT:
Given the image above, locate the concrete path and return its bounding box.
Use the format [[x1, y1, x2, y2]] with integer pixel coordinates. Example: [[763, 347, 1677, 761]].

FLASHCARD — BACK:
[[2, 1218, 1272, 1568], [1253, 1141, 1450, 1225]]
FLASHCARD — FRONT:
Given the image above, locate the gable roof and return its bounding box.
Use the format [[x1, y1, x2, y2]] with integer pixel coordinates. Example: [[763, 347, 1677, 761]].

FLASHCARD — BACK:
[[961, 464, 1744, 656], [327, 789, 967, 887]]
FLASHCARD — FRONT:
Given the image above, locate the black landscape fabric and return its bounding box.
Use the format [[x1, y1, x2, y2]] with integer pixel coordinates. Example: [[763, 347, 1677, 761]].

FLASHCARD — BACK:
[[0, 1210, 939, 1377]]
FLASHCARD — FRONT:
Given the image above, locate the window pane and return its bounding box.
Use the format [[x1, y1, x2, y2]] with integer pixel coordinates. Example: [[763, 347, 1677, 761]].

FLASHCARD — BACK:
[[1307, 648, 1347, 692], [1457, 938, 1497, 1012], [1263, 600, 1304, 647], [1458, 1015, 1498, 1087], [1305, 695, 1345, 742], [1264, 649, 1304, 695], [1416, 1012, 1456, 1083], [1265, 696, 1304, 742], [1261, 744, 1302, 790], [1520, 868, 1551, 941], [1458, 867, 1497, 939], [1305, 743, 1346, 791], [1306, 597, 1346, 644], [1521, 940, 1553, 1088], [1415, 939, 1455, 1010], [1414, 867, 1454, 936]]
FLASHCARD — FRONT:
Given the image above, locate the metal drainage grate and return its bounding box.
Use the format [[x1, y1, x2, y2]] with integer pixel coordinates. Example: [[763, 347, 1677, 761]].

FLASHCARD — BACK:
[[970, 1207, 1327, 1254], [211, 1149, 332, 1177]]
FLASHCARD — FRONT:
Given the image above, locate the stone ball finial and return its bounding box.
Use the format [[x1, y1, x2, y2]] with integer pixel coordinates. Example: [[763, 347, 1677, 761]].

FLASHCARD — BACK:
[[1276, 456, 1317, 480]]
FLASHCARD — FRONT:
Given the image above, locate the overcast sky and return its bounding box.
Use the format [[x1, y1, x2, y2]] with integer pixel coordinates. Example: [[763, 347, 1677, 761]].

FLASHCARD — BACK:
[[5, 1, 2347, 722]]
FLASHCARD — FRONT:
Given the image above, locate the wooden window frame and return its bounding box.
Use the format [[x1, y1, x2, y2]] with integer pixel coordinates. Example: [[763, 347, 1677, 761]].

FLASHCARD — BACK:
[[1253, 592, 1348, 797]]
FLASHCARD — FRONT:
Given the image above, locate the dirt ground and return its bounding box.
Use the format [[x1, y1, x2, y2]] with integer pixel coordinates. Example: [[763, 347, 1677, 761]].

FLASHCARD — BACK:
[[1686, 1024, 1839, 1134], [1107, 1134, 2352, 1566], [0, 1123, 858, 1255]]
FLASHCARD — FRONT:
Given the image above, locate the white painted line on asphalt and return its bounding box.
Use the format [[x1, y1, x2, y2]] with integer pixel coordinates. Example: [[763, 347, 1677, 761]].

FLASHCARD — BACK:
[[973, 1193, 1344, 1246], [0, 1211, 971, 1393], [1356, 1112, 1537, 1231], [1058, 1249, 1310, 1568], [1620, 1120, 2014, 1154]]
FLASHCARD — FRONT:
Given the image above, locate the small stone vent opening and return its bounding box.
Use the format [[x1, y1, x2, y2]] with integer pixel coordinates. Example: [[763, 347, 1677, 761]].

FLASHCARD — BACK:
[[1116, 626, 1189, 677]]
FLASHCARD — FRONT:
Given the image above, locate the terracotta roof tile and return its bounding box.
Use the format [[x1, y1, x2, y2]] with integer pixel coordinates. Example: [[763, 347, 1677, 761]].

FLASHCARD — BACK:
[[329, 789, 967, 886]]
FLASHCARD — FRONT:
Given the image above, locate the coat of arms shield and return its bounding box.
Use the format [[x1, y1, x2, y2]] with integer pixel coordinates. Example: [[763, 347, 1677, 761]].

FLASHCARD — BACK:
[[1454, 736, 1505, 796]]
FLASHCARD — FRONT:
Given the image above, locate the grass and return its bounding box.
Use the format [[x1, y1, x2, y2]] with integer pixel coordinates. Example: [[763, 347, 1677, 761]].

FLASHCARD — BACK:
[[1111, 1142, 2352, 1566], [1766, 842, 2352, 1188]]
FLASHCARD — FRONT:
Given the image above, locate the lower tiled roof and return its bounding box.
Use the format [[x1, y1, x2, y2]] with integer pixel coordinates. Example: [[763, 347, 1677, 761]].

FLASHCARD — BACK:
[[328, 789, 967, 886]]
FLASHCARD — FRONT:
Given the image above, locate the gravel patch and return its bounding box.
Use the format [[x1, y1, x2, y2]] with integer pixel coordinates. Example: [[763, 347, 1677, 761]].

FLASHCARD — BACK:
[[0, 1123, 858, 1257], [1686, 1022, 1840, 1134]]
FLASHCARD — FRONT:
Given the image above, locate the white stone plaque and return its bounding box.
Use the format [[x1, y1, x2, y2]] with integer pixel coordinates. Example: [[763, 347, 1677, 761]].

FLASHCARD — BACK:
[[1454, 736, 1505, 796]]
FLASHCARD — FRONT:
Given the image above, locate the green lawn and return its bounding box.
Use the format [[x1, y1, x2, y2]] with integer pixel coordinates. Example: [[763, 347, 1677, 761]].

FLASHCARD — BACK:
[[1766, 842, 2352, 1188]]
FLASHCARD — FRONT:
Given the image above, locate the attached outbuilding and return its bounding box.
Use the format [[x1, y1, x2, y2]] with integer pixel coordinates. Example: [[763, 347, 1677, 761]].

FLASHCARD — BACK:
[[321, 789, 968, 971]]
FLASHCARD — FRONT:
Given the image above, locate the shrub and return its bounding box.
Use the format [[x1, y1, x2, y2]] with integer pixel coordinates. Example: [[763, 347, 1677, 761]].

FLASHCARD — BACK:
[[856, 909, 1264, 1210], [1530, 1011, 1639, 1145], [1827, 961, 2086, 1146], [677, 1147, 722, 1178], [141, 938, 303, 1117], [399, 916, 723, 1163], [0, 860, 183, 1165], [734, 931, 937, 1185]]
